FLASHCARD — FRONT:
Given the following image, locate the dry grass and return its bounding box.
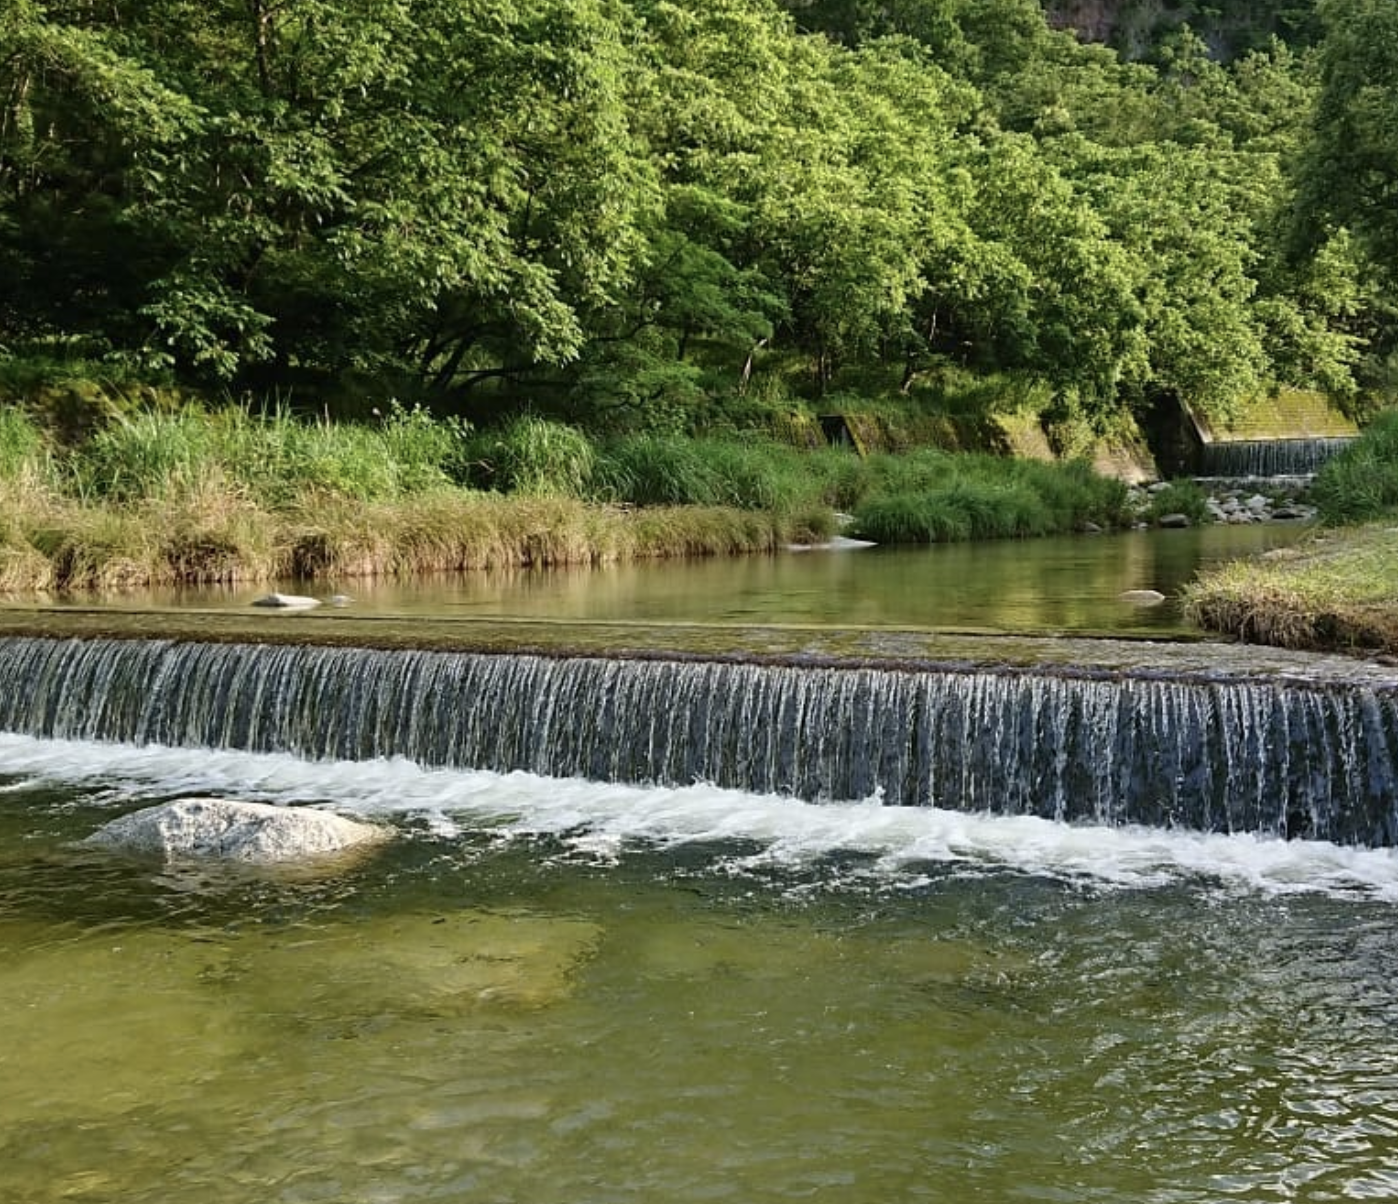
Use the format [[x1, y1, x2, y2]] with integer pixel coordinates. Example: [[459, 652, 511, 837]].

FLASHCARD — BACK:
[[0, 478, 791, 594], [1182, 525, 1398, 655]]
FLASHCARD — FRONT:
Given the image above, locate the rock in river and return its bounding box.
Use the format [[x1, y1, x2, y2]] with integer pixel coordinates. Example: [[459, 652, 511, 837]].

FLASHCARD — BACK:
[[85, 798, 388, 865], [251, 592, 322, 609]]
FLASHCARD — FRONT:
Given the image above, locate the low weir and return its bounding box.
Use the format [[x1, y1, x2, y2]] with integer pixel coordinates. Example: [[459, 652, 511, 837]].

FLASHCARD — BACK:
[[1198, 436, 1355, 478], [0, 635, 1396, 846]]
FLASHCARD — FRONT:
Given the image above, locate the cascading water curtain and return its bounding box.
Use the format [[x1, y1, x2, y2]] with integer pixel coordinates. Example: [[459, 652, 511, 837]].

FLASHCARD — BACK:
[[0, 637, 1395, 845]]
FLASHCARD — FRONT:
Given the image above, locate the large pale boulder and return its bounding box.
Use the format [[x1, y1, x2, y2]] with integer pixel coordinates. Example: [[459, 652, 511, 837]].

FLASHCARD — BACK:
[[85, 798, 388, 864]]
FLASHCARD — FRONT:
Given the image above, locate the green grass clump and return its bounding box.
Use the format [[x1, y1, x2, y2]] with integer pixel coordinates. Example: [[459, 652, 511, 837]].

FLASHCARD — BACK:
[[0, 406, 50, 488], [465, 416, 596, 498], [852, 456, 1127, 543], [67, 403, 469, 508], [1005, 458, 1130, 530], [627, 506, 784, 557], [70, 407, 223, 502], [1312, 412, 1398, 524], [1140, 480, 1212, 527], [591, 434, 722, 506], [592, 433, 852, 521]]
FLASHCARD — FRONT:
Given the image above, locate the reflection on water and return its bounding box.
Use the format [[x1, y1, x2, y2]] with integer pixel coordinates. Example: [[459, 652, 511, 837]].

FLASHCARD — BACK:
[[2, 744, 1398, 1204], [55, 525, 1308, 633]]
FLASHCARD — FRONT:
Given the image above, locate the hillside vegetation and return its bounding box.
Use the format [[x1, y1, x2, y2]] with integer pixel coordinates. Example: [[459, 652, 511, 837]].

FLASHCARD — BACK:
[[2, 0, 1396, 442]]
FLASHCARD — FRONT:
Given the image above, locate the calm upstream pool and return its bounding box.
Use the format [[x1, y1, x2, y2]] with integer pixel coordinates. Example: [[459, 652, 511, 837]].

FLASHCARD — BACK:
[[3, 738, 1398, 1204], [83, 523, 1307, 633]]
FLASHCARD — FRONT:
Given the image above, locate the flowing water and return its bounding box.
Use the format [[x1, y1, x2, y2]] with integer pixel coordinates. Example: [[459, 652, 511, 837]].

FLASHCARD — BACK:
[[6, 524, 1398, 1203], [1199, 439, 1355, 478], [3, 740, 1398, 1204]]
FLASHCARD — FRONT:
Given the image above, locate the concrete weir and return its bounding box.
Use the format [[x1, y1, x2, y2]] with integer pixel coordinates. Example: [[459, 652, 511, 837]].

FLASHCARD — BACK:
[[0, 612, 1395, 846]]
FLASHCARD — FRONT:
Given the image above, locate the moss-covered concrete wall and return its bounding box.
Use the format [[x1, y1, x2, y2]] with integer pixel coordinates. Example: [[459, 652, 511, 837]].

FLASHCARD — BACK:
[[1194, 390, 1360, 443]]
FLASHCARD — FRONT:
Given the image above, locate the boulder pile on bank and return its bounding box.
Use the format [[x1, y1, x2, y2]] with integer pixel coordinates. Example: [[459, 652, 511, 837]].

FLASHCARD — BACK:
[[1128, 477, 1318, 529]]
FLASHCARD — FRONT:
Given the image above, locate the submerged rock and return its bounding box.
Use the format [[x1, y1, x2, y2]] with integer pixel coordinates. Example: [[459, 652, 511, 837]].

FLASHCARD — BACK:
[[85, 798, 388, 865], [253, 910, 604, 1015], [1119, 589, 1167, 606], [251, 592, 321, 609]]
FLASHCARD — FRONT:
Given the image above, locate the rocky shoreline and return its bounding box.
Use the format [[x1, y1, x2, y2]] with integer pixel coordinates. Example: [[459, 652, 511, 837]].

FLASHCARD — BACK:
[[1128, 475, 1318, 529]]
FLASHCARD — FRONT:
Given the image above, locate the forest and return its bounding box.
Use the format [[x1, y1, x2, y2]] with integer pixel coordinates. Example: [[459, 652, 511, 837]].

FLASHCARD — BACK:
[[2, 0, 1396, 441]]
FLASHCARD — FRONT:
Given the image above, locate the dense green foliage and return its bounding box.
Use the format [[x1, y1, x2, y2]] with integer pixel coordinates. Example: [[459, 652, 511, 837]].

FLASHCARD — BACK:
[[1311, 412, 1398, 524], [0, 0, 1391, 432]]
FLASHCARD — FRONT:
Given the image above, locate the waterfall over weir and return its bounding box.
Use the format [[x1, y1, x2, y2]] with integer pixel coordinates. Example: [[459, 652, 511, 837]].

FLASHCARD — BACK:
[[1198, 436, 1355, 478], [0, 636, 1396, 846]]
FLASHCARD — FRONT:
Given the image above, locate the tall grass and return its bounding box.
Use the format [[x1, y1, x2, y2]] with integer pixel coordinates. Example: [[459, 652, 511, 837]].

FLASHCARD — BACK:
[[70, 407, 225, 502], [852, 455, 1127, 544], [591, 433, 851, 513], [1312, 411, 1398, 524], [63, 403, 470, 507], [0, 397, 1142, 592], [465, 416, 596, 498], [0, 406, 50, 488]]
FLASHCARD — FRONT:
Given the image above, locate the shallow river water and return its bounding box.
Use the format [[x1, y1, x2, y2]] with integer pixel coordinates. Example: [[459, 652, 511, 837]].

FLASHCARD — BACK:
[[4, 737, 1398, 1204], [91, 523, 1306, 633], [6, 522, 1398, 1203]]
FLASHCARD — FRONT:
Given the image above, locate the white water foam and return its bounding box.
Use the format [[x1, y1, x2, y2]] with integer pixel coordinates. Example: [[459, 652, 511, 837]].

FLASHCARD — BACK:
[[4, 732, 1398, 901]]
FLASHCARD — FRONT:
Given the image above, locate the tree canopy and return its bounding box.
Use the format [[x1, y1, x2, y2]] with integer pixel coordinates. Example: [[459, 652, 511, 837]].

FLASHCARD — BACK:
[[0, 0, 1387, 429]]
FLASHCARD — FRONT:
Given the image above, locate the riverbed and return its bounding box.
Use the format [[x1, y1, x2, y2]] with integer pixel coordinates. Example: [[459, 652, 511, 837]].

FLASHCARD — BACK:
[[4, 740, 1398, 1204]]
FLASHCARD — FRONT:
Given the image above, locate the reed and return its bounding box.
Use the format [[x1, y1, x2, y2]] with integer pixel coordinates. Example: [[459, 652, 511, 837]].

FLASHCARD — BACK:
[[69, 407, 224, 503], [591, 434, 725, 506], [27, 506, 165, 591], [465, 416, 597, 498], [852, 456, 1126, 543], [0, 397, 1144, 593], [626, 506, 784, 557], [0, 482, 55, 592], [0, 406, 51, 490]]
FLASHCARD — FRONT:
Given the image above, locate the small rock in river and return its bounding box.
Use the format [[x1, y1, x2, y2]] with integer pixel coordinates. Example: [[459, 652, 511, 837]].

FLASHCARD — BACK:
[[1119, 589, 1167, 606], [251, 592, 322, 609]]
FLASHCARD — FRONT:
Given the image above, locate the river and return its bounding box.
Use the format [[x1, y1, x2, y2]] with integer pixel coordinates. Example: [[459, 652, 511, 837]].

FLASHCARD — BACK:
[[7, 521, 1398, 1204], [76, 523, 1305, 634]]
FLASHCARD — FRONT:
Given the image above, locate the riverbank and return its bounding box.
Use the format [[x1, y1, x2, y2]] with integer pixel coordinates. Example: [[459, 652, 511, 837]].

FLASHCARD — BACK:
[[0, 403, 1134, 593], [1182, 524, 1398, 656], [0, 490, 798, 593]]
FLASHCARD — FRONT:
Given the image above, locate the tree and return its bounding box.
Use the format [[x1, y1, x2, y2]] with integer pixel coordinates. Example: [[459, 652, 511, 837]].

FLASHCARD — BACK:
[[1298, 0, 1398, 265]]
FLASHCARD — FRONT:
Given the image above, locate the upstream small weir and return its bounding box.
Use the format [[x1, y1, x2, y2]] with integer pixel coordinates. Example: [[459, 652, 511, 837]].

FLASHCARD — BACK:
[[1198, 436, 1355, 478], [0, 635, 1395, 846]]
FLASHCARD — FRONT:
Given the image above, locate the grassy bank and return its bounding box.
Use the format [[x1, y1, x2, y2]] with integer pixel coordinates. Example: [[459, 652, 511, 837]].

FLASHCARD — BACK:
[[1182, 525, 1398, 655], [0, 401, 1131, 593], [1184, 414, 1398, 656]]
